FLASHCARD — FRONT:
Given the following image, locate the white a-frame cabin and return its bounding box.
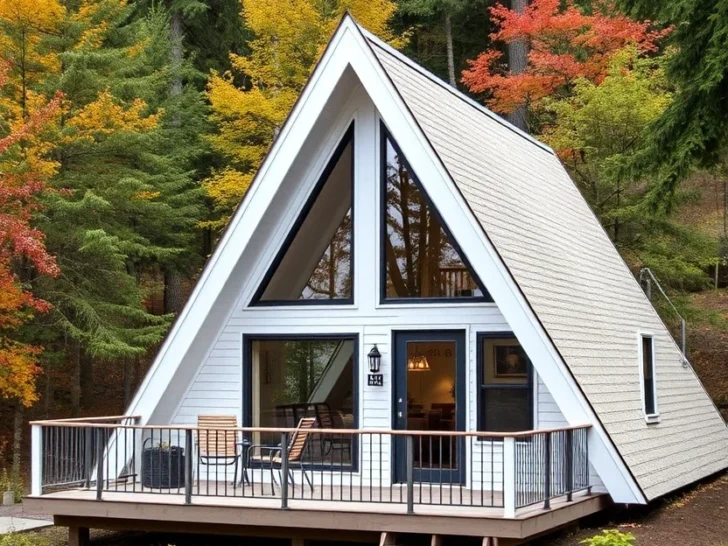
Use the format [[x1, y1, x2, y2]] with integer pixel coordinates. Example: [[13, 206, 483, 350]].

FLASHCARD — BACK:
[[29, 15, 728, 546]]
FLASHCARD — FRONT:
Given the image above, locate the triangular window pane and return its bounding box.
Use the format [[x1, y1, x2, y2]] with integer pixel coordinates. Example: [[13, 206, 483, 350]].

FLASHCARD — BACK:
[[382, 129, 488, 301], [255, 129, 353, 303]]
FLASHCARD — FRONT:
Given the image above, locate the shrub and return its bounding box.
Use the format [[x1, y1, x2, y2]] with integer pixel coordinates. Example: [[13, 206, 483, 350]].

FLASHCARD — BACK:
[[581, 530, 636, 546], [0, 533, 47, 546]]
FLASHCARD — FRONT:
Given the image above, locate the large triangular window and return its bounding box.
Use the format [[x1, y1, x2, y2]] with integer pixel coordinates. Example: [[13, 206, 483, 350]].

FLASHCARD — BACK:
[[381, 123, 490, 302], [253, 125, 354, 305]]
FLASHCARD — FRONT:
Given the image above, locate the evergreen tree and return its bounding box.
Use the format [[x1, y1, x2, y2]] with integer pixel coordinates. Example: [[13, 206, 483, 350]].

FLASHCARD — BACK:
[[29, 0, 206, 412], [617, 0, 728, 210]]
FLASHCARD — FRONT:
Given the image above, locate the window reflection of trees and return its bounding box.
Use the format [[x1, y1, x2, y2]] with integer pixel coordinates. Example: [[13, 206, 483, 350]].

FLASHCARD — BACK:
[[384, 138, 481, 299], [303, 209, 352, 299]]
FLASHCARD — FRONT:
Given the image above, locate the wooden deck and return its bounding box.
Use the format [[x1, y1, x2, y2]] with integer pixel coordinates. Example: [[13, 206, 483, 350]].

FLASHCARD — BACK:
[[25, 484, 608, 543]]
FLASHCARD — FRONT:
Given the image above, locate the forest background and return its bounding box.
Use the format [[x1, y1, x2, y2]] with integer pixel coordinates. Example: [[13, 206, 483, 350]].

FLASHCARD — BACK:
[[1, 0, 727, 496]]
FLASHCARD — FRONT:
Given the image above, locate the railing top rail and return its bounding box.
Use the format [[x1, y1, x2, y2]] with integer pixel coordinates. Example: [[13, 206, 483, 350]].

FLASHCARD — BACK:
[[30, 415, 140, 424], [29, 418, 591, 438]]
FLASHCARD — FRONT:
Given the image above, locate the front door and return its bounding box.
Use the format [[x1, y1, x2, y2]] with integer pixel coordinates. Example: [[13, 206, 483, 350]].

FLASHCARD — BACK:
[[393, 330, 466, 484]]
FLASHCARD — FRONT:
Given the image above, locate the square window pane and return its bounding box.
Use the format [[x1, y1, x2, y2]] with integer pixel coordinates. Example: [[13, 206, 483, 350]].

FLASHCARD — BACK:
[[481, 389, 531, 432]]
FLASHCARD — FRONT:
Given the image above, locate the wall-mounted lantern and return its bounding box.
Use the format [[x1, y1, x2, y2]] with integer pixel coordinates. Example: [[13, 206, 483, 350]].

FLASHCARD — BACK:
[[367, 345, 382, 373]]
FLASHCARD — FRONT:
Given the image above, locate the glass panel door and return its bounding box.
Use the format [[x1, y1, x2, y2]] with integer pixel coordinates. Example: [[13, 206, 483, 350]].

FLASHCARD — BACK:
[[394, 331, 465, 484]]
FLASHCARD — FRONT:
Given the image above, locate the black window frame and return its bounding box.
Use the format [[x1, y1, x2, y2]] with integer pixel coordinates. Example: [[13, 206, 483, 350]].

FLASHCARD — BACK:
[[242, 333, 360, 471], [250, 122, 355, 306], [379, 121, 492, 305], [476, 332, 534, 438], [640, 334, 658, 420]]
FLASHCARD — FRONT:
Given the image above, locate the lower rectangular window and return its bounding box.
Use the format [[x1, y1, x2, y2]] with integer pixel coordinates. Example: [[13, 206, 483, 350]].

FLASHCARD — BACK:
[[247, 336, 357, 465]]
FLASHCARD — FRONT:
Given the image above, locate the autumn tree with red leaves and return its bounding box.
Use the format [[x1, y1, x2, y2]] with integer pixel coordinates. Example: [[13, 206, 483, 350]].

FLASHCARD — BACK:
[[0, 67, 61, 407], [461, 0, 669, 130]]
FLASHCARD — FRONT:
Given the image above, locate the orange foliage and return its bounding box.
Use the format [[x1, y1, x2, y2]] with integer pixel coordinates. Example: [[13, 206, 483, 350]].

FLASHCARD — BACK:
[[461, 0, 670, 115], [0, 66, 61, 406]]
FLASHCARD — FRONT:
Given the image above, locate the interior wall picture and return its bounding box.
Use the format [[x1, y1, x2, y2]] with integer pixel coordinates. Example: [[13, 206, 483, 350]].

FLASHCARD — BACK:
[[493, 345, 529, 378]]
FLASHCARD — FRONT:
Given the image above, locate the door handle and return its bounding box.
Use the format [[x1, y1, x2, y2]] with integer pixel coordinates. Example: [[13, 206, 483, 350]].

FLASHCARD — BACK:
[[398, 411, 403, 418]]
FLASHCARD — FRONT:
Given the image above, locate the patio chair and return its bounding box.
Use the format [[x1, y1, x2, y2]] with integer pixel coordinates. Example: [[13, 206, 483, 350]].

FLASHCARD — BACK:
[[197, 415, 243, 485], [314, 403, 352, 460], [247, 417, 315, 495]]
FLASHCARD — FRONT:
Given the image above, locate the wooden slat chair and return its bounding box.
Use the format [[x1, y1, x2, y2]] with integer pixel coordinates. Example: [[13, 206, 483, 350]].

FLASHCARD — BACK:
[[247, 417, 315, 495], [314, 403, 352, 460], [197, 415, 243, 485]]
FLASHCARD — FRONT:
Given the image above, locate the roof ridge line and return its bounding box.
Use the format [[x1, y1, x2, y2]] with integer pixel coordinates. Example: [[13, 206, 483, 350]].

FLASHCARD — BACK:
[[359, 26, 555, 155]]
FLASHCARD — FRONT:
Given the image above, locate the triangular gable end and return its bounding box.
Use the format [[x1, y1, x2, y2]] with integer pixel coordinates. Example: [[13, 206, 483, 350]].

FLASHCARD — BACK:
[[252, 123, 354, 304], [380, 122, 490, 302], [125, 14, 647, 506]]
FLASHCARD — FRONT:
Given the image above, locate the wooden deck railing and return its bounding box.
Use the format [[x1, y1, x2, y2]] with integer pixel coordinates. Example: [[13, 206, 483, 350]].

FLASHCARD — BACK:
[[30, 419, 591, 516]]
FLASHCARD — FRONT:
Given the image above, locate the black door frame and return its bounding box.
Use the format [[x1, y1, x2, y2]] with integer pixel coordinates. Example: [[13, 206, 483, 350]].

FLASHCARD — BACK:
[[392, 329, 466, 484]]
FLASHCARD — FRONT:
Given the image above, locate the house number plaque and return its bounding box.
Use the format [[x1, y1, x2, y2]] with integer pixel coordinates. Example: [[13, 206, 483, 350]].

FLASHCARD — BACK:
[[367, 374, 384, 387]]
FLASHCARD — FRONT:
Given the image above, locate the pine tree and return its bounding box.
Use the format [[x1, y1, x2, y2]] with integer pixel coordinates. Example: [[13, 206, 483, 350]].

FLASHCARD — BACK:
[[617, 0, 728, 210], [29, 0, 206, 412]]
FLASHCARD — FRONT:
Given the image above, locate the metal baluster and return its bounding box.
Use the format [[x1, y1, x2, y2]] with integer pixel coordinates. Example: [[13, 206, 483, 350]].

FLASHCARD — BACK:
[[85, 428, 92, 489], [419, 436, 423, 504], [438, 436, 443, 504], [185, 429, 192, 504], [368, 434, 372, 502], [449, 435, 453, 505], [377, 433, 384, 502]]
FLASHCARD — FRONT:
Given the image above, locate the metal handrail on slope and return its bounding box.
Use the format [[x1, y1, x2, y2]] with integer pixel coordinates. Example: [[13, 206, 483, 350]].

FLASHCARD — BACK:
[[639, 267, 688, 365]]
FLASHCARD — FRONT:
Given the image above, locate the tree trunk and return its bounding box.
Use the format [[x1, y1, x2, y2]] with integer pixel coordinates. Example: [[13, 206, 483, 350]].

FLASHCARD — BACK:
[[169, 10, 183, 100], [12, 404, 23, 481], [123, 358, 133, 408], [507, 0, 529, 131], [164, 267, 186, 314], [44, 368, 53, 418], [80, 351, 93, 410], [71, 340, 81, 417], [445, 13, 456, 87]]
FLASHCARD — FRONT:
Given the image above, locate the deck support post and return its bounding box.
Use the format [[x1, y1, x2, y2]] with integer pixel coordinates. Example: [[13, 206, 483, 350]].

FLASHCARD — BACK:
[[68, 526, 89, 546], [503, 437, 516, 518], [281, 431, 289, 510], [406, 435, 414, 515], [184, 429, 193, 504], [31, 425, 42, 497], [380, 532, 397, 546]]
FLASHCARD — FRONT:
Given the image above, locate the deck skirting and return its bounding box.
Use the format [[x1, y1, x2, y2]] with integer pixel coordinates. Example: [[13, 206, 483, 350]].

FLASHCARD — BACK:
[[24, 491, 608, 541]]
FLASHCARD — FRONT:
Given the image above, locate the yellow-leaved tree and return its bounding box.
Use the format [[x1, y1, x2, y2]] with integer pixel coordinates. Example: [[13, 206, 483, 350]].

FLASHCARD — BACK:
[[204, 0, 405, 228]]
